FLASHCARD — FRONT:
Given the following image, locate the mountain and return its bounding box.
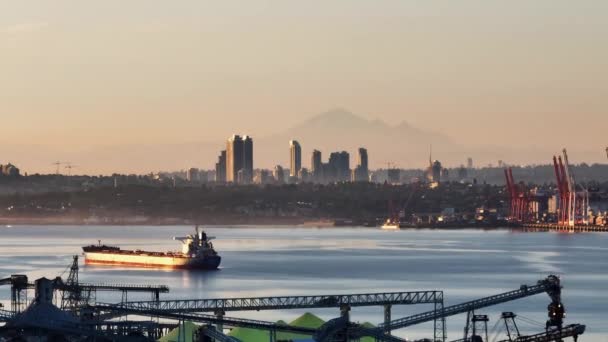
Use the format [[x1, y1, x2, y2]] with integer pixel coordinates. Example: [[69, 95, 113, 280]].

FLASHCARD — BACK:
[[255, 108, 458, 169]]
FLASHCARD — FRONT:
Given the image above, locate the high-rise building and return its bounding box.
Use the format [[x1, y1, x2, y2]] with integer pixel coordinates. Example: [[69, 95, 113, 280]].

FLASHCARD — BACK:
[[242, 135, 253, 184], [226, 134, 253, 184], [357, 148, 368, 171], [431, 160, 442, 183], [226, 135, 243, 183], [311, 150, 322, 182], [273, 165, 285, 184], [289, 140, 302, 178], [215, 150, 227, 183], [352, 148, 369, 182], [467, 157, 473, 169], [328, 151, 350, 182]]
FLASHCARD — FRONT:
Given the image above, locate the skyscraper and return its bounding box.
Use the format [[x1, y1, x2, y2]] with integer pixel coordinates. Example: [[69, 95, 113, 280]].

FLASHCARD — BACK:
[[357, 148, 368, 172], [289, 140, 302, 178], [242, 135, 253, 184], [329, 151, 350, 182], [352, 147, 369, 182], [467, 157, 473, 169], [311, 149, 322, 183], [226, 134, 253, 184], [215, 150, 227, 183], [226, 135, 243, 183]]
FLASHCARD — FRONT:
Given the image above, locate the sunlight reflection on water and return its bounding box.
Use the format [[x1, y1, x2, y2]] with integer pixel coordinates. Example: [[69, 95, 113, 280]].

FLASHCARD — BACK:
[[0, 225, 606, 341]]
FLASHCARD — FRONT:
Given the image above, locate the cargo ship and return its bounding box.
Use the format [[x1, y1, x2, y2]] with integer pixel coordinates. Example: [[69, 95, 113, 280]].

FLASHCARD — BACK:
[[82, 226, 221, 269]]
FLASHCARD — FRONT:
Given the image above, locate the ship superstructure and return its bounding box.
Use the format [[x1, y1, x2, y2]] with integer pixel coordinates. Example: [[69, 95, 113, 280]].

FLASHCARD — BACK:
[[82, 226, 221, 269]]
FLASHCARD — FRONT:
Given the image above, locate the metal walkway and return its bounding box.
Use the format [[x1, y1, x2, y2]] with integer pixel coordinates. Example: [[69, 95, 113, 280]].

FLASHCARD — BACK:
[[93, 304, 317, 335], [104, 290, 442, 313]]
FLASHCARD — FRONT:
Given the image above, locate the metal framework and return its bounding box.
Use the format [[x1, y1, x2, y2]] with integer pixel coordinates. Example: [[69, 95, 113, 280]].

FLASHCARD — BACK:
[[106, 290, 442, 313], [92, 305, 318, 335], [379, 276, 560, 331], [497, 324, 585, 342], [505, 168, 531, 222], [0, 309, 13, 322], [553, 150, 589, 227]]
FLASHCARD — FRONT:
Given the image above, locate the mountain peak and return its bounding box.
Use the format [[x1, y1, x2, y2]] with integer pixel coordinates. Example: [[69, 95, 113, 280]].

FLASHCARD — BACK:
[[309, 108, 363, 123]]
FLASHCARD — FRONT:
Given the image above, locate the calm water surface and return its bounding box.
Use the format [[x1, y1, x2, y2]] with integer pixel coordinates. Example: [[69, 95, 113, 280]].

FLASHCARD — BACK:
[[1, 225, 606, 341]]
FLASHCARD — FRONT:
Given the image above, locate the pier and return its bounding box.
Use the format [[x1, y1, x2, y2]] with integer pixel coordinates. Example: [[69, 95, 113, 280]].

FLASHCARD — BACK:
[[522, 223, 608, 233]]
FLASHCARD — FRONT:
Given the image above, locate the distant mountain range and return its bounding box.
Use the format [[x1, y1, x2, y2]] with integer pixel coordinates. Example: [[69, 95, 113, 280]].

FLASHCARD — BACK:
[[256, 108, 456, 170], [1, 109, 602, 175]]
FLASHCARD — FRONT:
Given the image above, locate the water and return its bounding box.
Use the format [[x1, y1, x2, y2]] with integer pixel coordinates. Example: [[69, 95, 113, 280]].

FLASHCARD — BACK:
[[1, 225, 606, 341]]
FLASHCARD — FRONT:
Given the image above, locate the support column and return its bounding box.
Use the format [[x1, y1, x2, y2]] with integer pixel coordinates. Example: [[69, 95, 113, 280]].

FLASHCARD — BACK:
[[215, 309, 225, 333], [433, 292, 446, 342], [384, 304, 392, 335], [269, 329, 276, 342]]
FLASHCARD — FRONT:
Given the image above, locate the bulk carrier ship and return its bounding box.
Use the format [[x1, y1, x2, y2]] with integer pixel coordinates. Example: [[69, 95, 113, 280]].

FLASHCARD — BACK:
[[82, 226, 221, 269]]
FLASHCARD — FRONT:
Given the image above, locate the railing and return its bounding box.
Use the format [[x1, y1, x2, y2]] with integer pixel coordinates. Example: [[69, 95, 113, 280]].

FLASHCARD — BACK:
[[64, 282, 169, 292]]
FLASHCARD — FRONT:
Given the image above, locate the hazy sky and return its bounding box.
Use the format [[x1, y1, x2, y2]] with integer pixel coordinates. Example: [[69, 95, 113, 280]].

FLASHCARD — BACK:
[[1, 1, 607, 172]]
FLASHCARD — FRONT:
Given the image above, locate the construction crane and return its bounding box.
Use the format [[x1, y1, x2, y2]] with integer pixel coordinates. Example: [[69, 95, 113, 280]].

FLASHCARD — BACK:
[[64, 162, 77, 176], [52, 161, 63, 174]]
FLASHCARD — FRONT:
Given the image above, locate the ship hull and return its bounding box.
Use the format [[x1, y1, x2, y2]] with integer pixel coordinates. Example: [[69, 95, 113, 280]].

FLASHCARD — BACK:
[[83, 252, 221, 270], [381, 224, 401, 230]]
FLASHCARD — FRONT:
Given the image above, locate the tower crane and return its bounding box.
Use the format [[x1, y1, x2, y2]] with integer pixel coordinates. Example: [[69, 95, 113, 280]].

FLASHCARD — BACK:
[[64, 162, 77, 176], [52, 161, 63, 174]]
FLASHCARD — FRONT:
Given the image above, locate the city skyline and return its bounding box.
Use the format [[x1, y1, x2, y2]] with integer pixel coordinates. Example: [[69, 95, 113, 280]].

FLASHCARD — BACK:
[[2, 1, 607, 174], [3, 108, 607, 176]]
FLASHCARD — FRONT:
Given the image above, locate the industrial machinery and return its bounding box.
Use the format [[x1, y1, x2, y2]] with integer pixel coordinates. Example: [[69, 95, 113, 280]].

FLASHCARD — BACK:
[[552, 149, 590, 227], [0, 260, 585, 342]]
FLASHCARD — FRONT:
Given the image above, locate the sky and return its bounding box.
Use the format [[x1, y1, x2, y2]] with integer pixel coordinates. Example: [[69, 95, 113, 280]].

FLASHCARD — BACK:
[[1, 1, 607, 174]]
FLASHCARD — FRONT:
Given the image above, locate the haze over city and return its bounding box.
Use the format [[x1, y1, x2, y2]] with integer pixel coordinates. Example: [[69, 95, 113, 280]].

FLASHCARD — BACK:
[[2, 1, 607, 174]]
